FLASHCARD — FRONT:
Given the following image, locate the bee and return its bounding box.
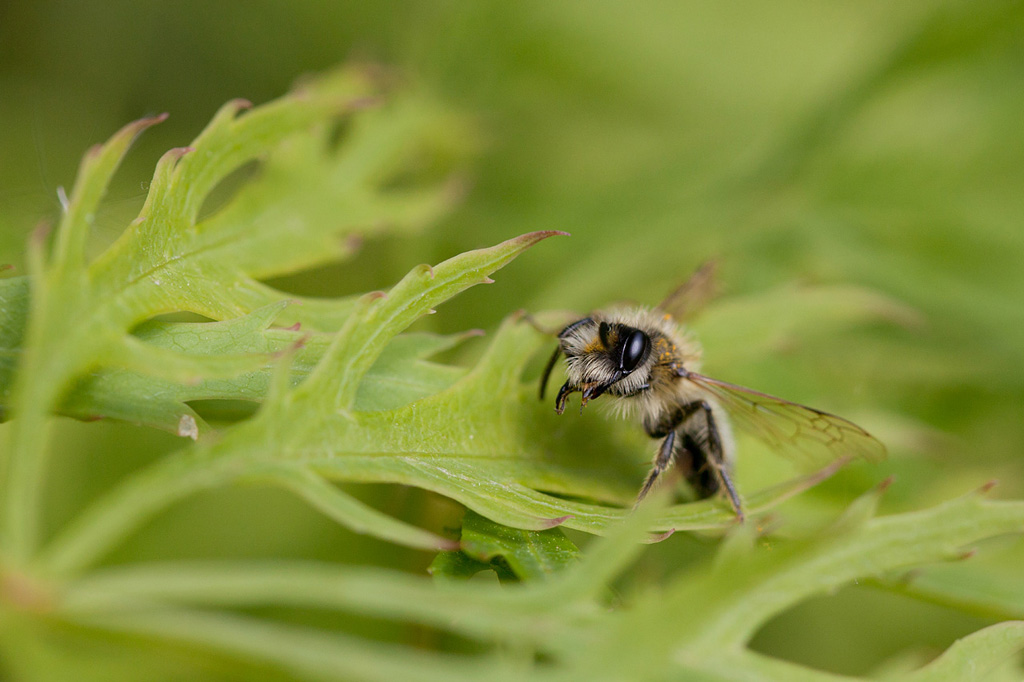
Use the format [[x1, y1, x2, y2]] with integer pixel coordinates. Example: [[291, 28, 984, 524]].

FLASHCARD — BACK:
[[538, 264, 885, 521]]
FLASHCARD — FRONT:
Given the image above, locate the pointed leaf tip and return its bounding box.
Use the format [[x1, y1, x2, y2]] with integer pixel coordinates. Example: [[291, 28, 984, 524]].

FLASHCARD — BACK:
[[540, 515, 573, 529], [108, 112, 169, 148], [979, 479, 999, 494], [519, 230, 570, 244], [488, 231, 571, 258], [646, 528, 676, 543], [160, 146, 194, 165], [115, 112, 169, 146]]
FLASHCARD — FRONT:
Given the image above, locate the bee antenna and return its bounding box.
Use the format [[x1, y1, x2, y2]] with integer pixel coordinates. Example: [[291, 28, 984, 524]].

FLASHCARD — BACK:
[[539, 345, 562, 400]]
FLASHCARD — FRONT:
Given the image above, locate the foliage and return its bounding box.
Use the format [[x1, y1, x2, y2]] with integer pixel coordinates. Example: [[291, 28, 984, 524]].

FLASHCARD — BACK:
[[2, 2, 1024, 680]]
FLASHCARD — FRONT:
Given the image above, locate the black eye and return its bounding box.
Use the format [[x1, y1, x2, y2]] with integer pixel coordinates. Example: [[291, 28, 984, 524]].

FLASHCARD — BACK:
[[619, 330, 648, 373]]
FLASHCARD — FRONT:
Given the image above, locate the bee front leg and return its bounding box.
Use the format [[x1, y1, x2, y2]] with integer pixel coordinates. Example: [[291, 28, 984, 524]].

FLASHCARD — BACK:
[[554, 381, 576, 415], [635, 430, 676, 506]]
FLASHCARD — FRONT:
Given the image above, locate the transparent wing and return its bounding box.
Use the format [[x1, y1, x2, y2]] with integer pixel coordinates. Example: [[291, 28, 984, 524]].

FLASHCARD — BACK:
[[683, 371, 886, 468], [657, 260, 719, 321]]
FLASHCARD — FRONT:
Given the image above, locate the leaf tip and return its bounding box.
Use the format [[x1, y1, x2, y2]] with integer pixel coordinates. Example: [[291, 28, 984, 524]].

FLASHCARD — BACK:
[[978, 479, 999, 495], [116, 112, 169, 146], [119, 112, 169, 140], [160, 146, 195, 166], [531, 230, 571, 241], [646, 528, 676, 543], [503, 230, 571, 253], [540, 515, 573, 529]]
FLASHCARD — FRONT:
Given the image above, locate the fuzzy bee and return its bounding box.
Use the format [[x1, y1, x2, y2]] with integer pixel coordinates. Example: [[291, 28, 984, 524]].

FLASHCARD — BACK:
[[538, 265, 885, 521]]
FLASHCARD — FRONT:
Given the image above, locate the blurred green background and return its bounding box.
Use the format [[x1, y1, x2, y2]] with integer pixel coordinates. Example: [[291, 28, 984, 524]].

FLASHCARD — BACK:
[[2, 0, 1024, 676]]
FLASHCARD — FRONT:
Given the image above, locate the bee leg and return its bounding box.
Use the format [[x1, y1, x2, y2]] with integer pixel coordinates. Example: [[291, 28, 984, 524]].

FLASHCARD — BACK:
[[635, 430, 676, 506], [554, 381, 576, 415], [676, 401, 745, 521], [636, 401, 704, 505], [695, 402, 744, 521]]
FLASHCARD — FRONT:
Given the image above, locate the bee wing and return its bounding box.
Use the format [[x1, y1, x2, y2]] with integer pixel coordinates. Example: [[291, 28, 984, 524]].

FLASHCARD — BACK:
[[683, 371, 886, 468], [656, 260, 719, 321]]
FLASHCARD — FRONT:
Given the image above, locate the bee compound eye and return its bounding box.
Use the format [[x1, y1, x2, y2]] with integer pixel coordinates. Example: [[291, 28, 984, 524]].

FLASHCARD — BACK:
[[619, 329, 649, 373]]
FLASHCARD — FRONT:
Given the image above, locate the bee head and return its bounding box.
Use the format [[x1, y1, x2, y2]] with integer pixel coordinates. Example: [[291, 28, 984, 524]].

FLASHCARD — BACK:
[[550, 317, 652, 414]]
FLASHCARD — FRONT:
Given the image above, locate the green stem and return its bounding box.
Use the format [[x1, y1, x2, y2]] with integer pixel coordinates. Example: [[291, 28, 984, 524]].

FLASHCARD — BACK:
[[39, 450, 234, 578], [3, 406, 50, 564]]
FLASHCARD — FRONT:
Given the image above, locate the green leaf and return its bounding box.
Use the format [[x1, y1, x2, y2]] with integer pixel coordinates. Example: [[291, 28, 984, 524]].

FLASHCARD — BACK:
[[39, 232, 567, 575], [247, 464, 458, 551], [561, 491, 1024, 680], [428, 550, 495, 582], [68, 608, 498, 682], [453, 510, 580, 582], [50, 490, 1024, 682], [1, 66, 467, 561], [54, 312, 474, 435], [41, 300, 854, 578], [902, 622, 1024, 682]]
